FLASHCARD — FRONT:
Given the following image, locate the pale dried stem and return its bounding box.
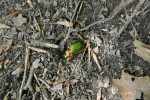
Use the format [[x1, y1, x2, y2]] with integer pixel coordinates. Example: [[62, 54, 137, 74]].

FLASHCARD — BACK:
[[23, 65, 34, 94], [30, 40, 60, 49], [18, 45, 30, 100]]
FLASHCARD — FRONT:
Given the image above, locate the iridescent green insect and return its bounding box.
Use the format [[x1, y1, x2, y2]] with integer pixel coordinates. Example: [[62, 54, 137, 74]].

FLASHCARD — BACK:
[[64, 40, 84, 58]]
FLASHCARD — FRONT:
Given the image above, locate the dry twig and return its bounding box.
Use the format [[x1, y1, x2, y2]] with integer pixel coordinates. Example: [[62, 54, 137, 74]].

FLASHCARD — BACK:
[[3, 90, 14, 100], [18, 44, 30, 100], [59, 1, 83, 51], [113, 0, 146, 42], [29, 46, 51, 59], [30, 40, 60, 49], [23, 65, 34, 94]]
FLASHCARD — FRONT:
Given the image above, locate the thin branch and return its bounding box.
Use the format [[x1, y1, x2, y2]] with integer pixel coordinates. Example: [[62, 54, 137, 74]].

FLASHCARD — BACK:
[[3, 90, 14, 100], [59, 1, 83, 51], [75, 17, 114, 32], [70, 1, 82, 22], [18, 44, 30, 100], [30, 40, 60, 49], [113, 0, 146, 42], [23, 65, 34, 94]]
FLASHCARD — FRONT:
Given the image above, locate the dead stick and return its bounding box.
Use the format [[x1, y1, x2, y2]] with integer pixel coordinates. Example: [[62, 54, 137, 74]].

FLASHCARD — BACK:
[[78, 17, 113, 32], [30, 40, 60, 49], [59, 1, 83, 51], [23, 65, 34, 94], [18, 44, 29, 100]]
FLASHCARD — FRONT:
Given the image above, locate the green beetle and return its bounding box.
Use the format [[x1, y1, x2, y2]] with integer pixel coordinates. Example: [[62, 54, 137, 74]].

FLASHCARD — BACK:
[[64, 40, 84, 58]]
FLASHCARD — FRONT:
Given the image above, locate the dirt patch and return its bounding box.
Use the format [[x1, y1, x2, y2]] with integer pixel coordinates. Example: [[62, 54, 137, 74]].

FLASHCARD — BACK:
[[0, 0, 150, 100]]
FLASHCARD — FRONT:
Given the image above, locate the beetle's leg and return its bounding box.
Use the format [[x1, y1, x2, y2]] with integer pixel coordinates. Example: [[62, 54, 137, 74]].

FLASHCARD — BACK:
[[66, 58, 71, 64], [77, 34, 84, 41], [77, 34, 89, 44]]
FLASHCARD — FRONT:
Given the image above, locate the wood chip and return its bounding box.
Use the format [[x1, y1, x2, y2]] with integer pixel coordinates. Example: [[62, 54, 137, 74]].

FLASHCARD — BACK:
[[12, 67, 24, 75], [133, 39, 150, 63], [13, 14, 27, 28], [4, 59, 11, 65], [53, 77, 66, 84], [0, 23, 10, 29], [27, 0, 34, 8], [32, 59, 40, 68], [57, 20, 73, 27], [0, 40, 12, 54], [70, 79, 78, 85], [97, 88, 102, 100]]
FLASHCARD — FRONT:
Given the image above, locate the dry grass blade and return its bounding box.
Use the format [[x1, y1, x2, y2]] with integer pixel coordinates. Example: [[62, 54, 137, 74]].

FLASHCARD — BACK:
[[66, 83, 70, 96], [92, 51, 101, 71], [34, 73, 40, 86], [33, 17, 41, 36], [133, 39, 150, 63], [87, 41, 92, 63], [3, 10, 21, 19], [88, 45, 91, 63], [42, 68, 48, 78]]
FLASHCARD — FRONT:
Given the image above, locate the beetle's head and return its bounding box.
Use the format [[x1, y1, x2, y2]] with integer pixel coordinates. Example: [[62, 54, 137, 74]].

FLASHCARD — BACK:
[[64, 50, 72, 58]]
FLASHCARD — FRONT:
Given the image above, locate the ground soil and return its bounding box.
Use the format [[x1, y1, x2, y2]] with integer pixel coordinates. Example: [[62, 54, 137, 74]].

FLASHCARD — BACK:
[[0, 0, 150, 100]]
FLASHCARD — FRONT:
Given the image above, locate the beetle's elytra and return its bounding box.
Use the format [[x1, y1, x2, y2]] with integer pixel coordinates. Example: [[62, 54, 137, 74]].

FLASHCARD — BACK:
[[65, 40, 84, 58]]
